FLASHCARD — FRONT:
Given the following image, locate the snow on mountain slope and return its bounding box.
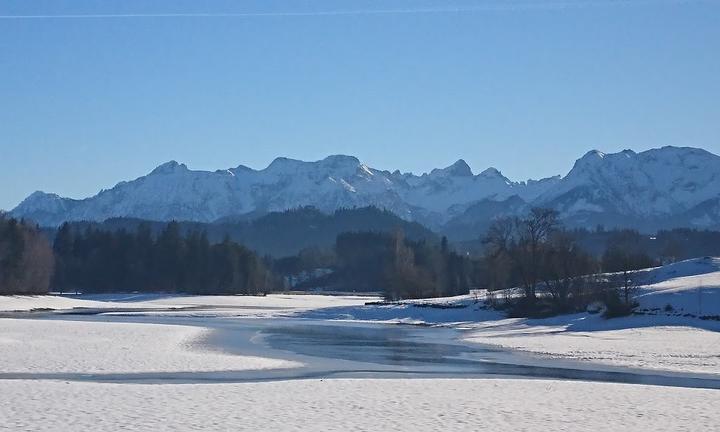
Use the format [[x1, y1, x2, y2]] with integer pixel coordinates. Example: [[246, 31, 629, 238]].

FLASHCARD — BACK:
[[536, 147, 720, 226], [10, 146, 720, 230], [10, 155, 557, 226], [401, 161, 558, 214]]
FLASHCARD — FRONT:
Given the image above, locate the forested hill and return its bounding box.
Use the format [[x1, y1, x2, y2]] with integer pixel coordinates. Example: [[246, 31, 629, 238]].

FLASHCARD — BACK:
[[55, 206, 437, 257]]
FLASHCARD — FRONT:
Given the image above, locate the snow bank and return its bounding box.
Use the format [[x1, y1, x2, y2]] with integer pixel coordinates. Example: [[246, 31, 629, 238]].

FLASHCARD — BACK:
[[0, 319, 298, 374], [0, 295, 146, 312], [1, 379, 718, 431], [0, 293, 378, 318], [635, 257, 720, 317], [464, 315, 720, 374], [300, 294, 503, 324]]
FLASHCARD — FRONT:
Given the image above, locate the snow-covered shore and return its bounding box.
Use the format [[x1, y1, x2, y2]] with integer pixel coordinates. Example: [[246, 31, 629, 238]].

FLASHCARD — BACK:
[[0, 318, 298, 374], [463, 316, 720, 375], [0, 293, 377, 317], [2, 378, 718, 431], [459, 258, 720, 375]]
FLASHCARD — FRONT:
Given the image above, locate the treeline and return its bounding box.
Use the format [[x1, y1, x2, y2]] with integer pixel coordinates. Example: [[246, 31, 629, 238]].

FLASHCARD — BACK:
[[53, 222, 277, 294], [58, 206, 437, 257], [573, 227, 720, 263], [0, 216, 54, 294], [0, 208, 701, 311], [275, 230, 471, 300], [480, 208, 655, 317], [1, 212, 454, 298], [336, 231, 470, 300]]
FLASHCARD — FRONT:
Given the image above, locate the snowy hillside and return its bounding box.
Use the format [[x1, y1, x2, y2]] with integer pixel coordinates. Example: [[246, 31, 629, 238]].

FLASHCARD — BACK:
[[634, 256, 720, 318], [11, 146, 720, 231], [458, 257, 720, 374]]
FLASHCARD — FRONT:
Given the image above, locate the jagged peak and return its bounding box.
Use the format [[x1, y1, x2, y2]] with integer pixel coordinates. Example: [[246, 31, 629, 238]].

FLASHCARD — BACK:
[[11, 191, 64, 210], [255, 157, 300, 174], [581, 149, 606, 160], [570, 149, 653, 175], [478, 167, 505, 178], [431, 159, 473, 177], [269, 156, 301, 165], [578, 148, 641, 164], [229, 164, 254, 174], [567, 149, 610, 174], [26, 190, 59, 200], [150, 160, 188, 175], [527, 174, 562, 184]]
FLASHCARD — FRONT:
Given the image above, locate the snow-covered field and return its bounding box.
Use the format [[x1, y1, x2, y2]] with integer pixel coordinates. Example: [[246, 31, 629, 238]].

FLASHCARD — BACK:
[[463, 316, 720, 375], [0, 293, 377, 318], [634, 257, 720, 317], [0, 318, 297, 374], [2, 378, 718, 431]]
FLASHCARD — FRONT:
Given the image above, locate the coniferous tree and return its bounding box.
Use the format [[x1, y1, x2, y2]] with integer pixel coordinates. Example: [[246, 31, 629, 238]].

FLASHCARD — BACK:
[[0, 217, 54, 294]]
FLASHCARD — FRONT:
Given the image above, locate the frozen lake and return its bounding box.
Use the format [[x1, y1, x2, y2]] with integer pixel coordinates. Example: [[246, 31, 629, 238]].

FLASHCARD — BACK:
[[4, 312, 720, 390]]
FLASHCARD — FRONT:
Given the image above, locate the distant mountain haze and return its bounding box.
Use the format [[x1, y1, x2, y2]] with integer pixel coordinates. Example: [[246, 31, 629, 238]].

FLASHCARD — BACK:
[[11, 146, 720, 236]]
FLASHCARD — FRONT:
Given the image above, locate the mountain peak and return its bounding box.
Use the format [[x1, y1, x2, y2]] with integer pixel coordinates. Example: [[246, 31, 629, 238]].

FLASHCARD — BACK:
[[569, 149, 610, 173], [432, 159, 473, 177], [644, 145, 712, 159], [265, 155, 362, 174], [26, 190, 57, 200], [150, 160, 188, 175], [478, 167, 504, 178], [322, 154, 360, 164], [577, 149, 639, 164], [319, 155, 361, 171], [581, 149, 606, 161], [15, 191, 65, 208]]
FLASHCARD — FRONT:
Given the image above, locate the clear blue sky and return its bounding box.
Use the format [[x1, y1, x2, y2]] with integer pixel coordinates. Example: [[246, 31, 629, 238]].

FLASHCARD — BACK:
[[1, 0, 719, 210]]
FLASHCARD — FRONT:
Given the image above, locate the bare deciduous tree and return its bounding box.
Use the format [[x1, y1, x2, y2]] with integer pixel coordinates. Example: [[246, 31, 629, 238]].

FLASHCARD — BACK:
[[514, 208, 559, 301]]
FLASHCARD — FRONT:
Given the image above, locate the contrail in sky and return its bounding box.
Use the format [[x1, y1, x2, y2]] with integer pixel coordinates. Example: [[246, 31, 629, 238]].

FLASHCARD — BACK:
[[0, 1, 707, 19]]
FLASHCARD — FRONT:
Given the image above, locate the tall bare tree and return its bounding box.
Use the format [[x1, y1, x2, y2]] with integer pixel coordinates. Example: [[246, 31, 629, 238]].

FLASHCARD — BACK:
[[514, 208, 559, 300], [484, 208, 559, 302]]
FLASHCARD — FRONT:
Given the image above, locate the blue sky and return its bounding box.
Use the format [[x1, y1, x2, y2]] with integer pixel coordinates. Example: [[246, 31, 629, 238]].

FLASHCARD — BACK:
[[1, 0, 719, 210]]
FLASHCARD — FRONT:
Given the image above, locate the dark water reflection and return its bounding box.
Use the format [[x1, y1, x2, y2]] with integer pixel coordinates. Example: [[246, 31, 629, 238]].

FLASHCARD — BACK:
[[261, 323, 477, 366], [257, 321, 720, 390]]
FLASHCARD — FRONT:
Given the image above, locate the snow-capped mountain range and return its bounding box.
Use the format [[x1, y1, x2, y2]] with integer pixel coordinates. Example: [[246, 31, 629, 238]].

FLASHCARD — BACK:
[[10, 146, 720, 234]]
